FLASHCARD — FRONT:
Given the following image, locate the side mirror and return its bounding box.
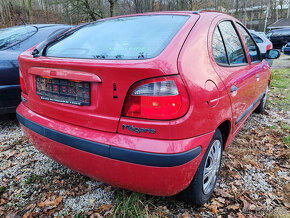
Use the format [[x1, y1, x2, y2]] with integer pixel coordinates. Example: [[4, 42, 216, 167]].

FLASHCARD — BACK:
[[264, 49, 280, 59]]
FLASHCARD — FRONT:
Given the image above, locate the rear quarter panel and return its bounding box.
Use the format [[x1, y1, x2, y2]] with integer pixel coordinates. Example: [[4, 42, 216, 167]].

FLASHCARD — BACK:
[[177, 13, 232, 138]]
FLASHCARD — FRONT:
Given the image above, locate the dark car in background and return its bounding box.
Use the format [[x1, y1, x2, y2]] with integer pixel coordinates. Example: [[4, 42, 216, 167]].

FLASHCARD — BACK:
[[282, 42, 290, 55], [0, 24, 71, 114], [267, 28, 290, 49]]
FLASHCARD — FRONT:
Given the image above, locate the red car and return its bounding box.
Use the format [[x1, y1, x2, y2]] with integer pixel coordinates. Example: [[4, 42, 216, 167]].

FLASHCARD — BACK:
[[17, 11, 280, 205]]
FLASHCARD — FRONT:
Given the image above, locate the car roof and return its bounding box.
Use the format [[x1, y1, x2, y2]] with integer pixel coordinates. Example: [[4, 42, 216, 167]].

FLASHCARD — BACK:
[[33, 24, 72, 28], [93, 10, 231, 26], [269, 27, 290, 32], [11, 24, 73, 29], [100, 10, 228, 19]]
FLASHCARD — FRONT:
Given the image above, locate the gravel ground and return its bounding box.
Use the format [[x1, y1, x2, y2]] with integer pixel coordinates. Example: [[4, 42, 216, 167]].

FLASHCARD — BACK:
[[0, 105, 289, 217], [0, 115, 114, 216]]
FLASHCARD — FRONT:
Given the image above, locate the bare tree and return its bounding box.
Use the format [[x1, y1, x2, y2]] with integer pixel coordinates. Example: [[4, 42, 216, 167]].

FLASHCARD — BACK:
[[1, 0, 290, 29]]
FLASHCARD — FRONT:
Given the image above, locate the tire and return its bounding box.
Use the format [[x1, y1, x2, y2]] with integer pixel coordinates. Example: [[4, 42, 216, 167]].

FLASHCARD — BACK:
[[177, 129, 223, 206], [255, 85, 269, 114]]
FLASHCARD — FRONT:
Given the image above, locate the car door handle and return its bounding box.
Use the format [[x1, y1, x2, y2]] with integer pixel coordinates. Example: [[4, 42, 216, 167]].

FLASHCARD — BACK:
[[230, 85, 238, 93]]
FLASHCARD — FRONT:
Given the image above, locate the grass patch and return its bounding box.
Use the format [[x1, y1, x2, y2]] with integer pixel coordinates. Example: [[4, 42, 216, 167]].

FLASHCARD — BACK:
[[268, 70, 290, 149], [283, 135, 290, 147], [268, 69, 290, 111], [74, 214, 85, 218], [112, 189, 163, 217], [24, 173, 41, 185], [280, 122, 290, 131]]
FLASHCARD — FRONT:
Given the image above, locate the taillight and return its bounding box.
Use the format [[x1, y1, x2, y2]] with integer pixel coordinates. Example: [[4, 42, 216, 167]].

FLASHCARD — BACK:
[[266, 43, 273, 51], [19, 70, 27, 94], [122, 76, 189, 120]]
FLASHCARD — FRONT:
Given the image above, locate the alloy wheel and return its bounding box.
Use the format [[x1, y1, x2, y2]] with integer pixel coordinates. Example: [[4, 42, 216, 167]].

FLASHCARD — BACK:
[[202, 139, 222, 195]]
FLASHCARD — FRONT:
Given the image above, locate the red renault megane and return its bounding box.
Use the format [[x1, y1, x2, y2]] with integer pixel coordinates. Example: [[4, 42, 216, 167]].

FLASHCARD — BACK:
[[17, 11, 279, 205]]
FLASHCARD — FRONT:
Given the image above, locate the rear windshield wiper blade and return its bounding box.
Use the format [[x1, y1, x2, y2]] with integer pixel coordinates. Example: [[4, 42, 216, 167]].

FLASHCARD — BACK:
[[32, 23, 90, 58], [94, 54, 108, 59]]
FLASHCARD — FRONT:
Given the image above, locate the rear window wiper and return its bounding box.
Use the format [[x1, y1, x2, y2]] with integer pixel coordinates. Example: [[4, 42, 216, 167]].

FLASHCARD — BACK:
[[115, 54, 123, 59], [94, 54, 108, 59], [138, 52, 145, 59], [32, 23, 90, 58]]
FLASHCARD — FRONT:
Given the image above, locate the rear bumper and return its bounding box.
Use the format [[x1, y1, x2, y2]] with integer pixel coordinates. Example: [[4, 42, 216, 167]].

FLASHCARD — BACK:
[[17, 103, 214, 195]]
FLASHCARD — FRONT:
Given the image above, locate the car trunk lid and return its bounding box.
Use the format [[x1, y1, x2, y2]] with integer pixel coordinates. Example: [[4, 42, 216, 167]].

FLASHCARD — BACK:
[[19, 57, 174, 133]]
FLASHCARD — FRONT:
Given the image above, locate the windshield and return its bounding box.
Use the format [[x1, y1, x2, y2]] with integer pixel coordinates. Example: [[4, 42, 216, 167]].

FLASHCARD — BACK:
[[45, 15, 189, 60], [0, 26, 37, 50]]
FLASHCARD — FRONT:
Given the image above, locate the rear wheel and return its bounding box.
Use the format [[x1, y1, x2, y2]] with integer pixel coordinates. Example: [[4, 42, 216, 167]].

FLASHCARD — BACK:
[[255, 85, 269, 113], [177, 129, 223, 206]]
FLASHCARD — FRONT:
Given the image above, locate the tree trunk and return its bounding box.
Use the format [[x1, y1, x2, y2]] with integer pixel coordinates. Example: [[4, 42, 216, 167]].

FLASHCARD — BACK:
[[287, 0, 290, 18], [109, 0, 114, 17], [264, 2, 270, 33]]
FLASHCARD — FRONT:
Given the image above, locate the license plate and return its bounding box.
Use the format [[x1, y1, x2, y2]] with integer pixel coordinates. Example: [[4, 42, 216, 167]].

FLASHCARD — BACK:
[[36, 76, 90, 106]]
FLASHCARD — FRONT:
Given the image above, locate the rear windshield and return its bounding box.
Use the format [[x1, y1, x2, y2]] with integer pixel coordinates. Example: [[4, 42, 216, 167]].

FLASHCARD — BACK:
[[45, 15, 189, 60], [0, 26, 37, 50], [270, 28, 290, 37]]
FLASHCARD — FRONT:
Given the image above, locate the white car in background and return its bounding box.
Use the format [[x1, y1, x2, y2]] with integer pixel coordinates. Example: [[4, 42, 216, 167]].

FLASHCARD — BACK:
[[249, 30, 273, 54]]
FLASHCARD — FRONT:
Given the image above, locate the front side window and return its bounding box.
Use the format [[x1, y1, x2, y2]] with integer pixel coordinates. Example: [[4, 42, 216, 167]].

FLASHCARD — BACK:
[[218, 21, 247, 65], [237, 23, 260, 63], [0, 26, 37, 50], [45, 15, 189, 60], [212, 27, 228, 64]]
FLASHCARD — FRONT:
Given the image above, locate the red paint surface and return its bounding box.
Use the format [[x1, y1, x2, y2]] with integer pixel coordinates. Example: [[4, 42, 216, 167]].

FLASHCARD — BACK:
[[17, 11, 271, 195]]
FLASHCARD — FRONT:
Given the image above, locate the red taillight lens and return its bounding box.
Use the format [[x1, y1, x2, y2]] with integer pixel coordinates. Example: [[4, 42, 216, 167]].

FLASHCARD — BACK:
[[19, 71, 27, 94], [122, 76, 189, 120], [266, 43, 273, 51]]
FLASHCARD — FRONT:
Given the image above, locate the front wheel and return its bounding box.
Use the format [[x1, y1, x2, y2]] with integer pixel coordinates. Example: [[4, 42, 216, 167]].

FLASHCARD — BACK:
[[177, 129, 223, 206]]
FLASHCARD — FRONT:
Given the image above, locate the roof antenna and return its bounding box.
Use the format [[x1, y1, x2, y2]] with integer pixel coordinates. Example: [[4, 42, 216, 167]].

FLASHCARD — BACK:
[[19, 17, 27, 25]]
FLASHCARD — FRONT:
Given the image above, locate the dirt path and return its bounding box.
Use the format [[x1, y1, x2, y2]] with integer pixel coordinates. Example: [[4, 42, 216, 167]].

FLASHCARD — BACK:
[[271, 54, 290, 69]]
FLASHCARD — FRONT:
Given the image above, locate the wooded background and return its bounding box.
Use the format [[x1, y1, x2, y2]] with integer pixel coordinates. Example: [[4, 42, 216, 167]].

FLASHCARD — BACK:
[[0, 0, 290, 31]]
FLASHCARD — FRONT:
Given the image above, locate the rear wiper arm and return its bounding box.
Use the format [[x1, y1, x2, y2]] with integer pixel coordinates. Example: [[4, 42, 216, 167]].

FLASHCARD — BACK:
[[32, 23, 90, 58], [94, 54, 108, 59]]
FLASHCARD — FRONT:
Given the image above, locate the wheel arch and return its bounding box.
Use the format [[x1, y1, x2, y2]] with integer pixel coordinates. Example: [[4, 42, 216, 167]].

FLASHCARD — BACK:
[[217, 120, 231, 149]]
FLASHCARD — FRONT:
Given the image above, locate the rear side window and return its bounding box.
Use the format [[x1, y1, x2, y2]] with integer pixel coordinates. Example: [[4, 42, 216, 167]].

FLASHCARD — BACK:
[[45, 15, 189, 60], [237, 23, 260, 63], [218, 21, 247, 65], [251, 33, 263, 43], [0, 26, 37, 50], [212, 27, 228, 64]]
